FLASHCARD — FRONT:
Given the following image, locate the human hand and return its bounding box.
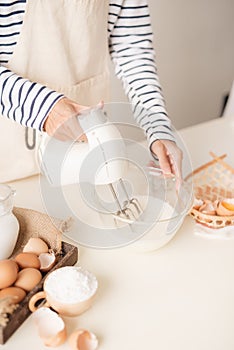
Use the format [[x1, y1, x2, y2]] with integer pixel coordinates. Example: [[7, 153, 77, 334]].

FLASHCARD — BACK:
[[44, 97, 89, 141], [150, 139, 183, 183]]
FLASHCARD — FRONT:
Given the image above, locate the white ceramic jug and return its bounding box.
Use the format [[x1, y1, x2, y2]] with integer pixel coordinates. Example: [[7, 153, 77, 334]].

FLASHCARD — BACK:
[[0, 184, 19, 259]]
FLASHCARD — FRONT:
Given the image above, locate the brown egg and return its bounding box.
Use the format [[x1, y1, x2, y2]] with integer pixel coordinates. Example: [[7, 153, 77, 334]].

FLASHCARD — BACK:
[[23, 237, 49, 255], [14, 268, 42, 292], [0, 260, 18, 289], [15, 252, 41, 270], [0, 286, 26, 304]]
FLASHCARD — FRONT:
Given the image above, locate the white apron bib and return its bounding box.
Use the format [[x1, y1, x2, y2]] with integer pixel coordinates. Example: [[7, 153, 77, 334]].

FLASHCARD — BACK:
[[1, 0, 110, 183]]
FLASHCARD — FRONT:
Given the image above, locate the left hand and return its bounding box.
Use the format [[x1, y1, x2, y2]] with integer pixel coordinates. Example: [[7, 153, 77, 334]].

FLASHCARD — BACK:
[[150, 139, 183, 182]]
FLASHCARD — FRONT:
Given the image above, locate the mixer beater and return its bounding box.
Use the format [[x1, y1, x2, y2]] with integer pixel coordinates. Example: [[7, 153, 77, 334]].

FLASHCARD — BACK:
[[108, 178, 142, 223]]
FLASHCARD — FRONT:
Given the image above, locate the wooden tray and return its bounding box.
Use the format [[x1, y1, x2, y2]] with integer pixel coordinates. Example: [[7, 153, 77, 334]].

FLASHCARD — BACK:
[[0, 241, 78, 345]]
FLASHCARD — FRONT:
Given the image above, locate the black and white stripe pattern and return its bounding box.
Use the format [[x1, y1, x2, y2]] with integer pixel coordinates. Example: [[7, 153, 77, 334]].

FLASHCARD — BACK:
[[1, 68, 62, 130], [0, 0, 25, 64], [0, 0, 174, 142], [108, 1, 174, 144], [0, 0, 64, 131]]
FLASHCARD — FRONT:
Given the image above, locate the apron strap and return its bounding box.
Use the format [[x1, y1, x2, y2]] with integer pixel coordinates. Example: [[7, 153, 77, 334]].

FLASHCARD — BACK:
[[25, 127, 36, 150]]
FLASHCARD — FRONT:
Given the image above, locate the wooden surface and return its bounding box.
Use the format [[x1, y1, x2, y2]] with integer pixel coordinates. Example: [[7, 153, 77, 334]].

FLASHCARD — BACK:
[[0, 241, 78, 345]]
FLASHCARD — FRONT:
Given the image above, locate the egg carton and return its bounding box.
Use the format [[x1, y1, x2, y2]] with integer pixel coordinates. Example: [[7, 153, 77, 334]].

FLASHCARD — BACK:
[[185, 152, 234, 228]]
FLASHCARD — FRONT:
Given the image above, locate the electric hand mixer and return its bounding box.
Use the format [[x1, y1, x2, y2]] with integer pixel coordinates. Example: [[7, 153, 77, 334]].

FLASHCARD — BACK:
[[38, 106, 142, 223]]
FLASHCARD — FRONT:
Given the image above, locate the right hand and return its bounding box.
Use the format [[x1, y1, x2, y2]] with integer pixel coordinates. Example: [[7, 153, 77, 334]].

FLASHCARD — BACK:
[[43, 97, 89, 141], [151, 139, 183, 180], [150, 139, 183, 190]]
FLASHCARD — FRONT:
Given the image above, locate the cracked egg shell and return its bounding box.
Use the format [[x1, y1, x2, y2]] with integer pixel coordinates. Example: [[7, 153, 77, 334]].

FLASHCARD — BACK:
[[217, 199, 234, 216], [69, 329, 98, 350], [193, 198, 204, 210], [32, 307, 67, 347], [221, 198, 234, 211], [39, 251, 56, 272], [199, 200, 217, 215], [23, 237, 49, 255]]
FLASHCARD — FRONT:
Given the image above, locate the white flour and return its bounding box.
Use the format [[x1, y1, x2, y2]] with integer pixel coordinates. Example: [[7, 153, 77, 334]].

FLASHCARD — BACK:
[[45, 266, 98, 303]]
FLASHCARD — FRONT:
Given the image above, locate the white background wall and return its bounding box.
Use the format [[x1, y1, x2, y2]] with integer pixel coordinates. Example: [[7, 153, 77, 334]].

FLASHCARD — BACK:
[[110, 0, 234, 130]]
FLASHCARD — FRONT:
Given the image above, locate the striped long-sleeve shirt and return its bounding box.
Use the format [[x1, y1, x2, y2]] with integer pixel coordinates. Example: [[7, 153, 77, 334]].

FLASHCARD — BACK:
[[0, 0, 174, 144]]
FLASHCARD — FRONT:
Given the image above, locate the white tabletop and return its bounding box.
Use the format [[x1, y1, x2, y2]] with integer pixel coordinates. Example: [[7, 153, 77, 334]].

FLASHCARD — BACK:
[[3, 117, 234, 350]]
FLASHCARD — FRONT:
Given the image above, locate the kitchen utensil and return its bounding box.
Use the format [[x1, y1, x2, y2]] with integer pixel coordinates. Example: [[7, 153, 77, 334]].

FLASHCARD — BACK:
[[38, 106, 142, 223], [29, 266, 97, 317], [0, 184, 19, 260], [38, 107, 192, 249]]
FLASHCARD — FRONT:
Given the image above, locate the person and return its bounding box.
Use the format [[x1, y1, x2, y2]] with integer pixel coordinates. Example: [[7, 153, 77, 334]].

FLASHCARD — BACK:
[[0, 0, 182, 183]]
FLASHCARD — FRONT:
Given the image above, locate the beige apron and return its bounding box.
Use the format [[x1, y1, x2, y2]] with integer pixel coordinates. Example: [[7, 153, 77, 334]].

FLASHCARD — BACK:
[[1, 0, 110, 183]]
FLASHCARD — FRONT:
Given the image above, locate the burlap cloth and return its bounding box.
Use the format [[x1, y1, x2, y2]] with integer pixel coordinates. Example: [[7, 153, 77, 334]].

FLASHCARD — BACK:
[[11, 207, 71, 257]]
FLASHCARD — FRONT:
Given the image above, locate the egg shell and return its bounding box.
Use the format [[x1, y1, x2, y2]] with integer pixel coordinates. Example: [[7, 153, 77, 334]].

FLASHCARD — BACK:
[[0, 260, 19, 289], [199, 201, 217, 215], [193, 198, 204, 210], [0, 286, 26, 304], [14, 268, 42, 292], [23, 237, 49, 255], [32, 307, 67, 347], [15, 252, 40, 269], [39, 251, 56, 272], [216, 201, 234, 216], [69, 329, 98, 350], [221, 198, 234, 212]]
